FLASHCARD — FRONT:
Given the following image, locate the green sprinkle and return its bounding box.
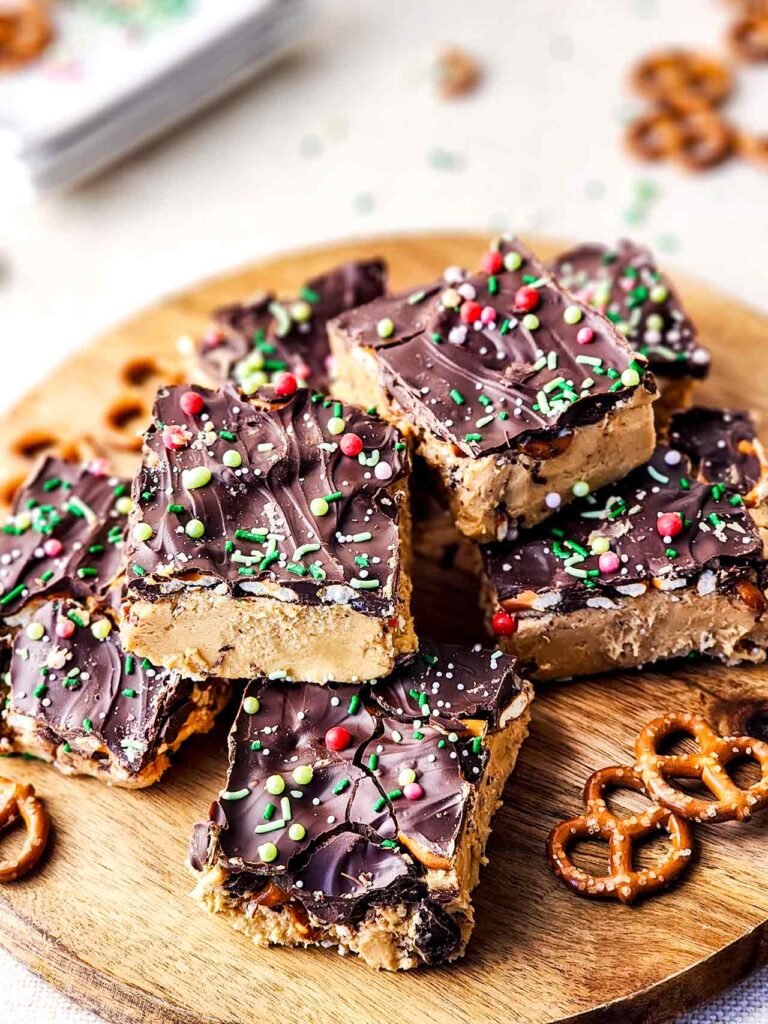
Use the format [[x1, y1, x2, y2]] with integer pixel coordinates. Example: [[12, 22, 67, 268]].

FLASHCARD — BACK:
[[348, 694, 361, 714], [76, 567, 97, 579], [368, 753, 379, 771], [168, 504, 185, 514], [472, 736, 483, 754], [449, 389, 465, 406], [263, 803, 276, 820], [333, 779, 351, 795], [219, 430, 236, 441], [0, 584, 27, 606], [221, 789, 250, 801], [235, 528, 268, 543], [373, 797, 386, 813], [34, 682, 47, 699], [350, 579, 380, 590], [122, 688, 138, 698], [82, 718, 93, 735], [132, 564, 146, 577], [386, 788, 403, 801]]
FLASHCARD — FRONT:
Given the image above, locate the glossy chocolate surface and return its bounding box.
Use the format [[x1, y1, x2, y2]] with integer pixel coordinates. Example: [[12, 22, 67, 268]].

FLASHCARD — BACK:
[[190, 644, 527, 961], [482, 408, 765, 614], [553, 239, 709, 380], [7, 598, 216, 774], [125, 385, 409, 618], [199, 259, 386, 395], [333, 237, 654, 458], [0, 458, 130, 618]]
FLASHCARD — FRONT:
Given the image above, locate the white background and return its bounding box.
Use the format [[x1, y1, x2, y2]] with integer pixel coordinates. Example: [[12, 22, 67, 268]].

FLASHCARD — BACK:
[[1, 1, 767, 1021]]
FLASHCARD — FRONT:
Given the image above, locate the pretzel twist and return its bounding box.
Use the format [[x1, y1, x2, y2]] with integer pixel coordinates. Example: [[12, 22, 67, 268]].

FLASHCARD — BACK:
[[0, 776, 50, 882], [635, 712, 768, 823], [547, 765, 694, 904], [730, 12, 768, 62], [630, 49, 733, 110], [0, 1, 53, 70], [625, 107, 734, 171]]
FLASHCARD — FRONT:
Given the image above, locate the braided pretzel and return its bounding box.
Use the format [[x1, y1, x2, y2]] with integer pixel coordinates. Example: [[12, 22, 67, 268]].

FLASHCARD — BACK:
[[630, 49, 733, 110], [730, 12, 768, 62], [635, 712, 768, 823], [0, 776, 50, 882], [625, 107, 734, 171], [547, 766, 694, 904]]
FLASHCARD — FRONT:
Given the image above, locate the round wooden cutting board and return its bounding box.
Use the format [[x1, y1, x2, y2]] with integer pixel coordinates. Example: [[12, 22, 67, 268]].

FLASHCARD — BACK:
[[0, 233, 767, 1024]]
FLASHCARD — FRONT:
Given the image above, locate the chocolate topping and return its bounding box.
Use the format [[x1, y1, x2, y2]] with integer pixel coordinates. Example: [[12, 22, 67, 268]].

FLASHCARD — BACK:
[[191, 644, 527, 933], [669, 407, 768, 500], [7, 598, 213, 774], [333, 236, 654, 458], [125, 385, 410, 619], [0, 458, 130, 618], [482, 407, 765, 615], [199, 259, 387, 395], [553, 239, 709, 380]]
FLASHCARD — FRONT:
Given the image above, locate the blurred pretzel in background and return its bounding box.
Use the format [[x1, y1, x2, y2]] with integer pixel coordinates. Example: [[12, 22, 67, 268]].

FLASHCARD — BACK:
[[0, 0, 53, 71]]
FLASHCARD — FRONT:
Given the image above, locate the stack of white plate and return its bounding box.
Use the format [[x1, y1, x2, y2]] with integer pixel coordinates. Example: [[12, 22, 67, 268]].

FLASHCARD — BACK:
[[0, 0, 309, 194]]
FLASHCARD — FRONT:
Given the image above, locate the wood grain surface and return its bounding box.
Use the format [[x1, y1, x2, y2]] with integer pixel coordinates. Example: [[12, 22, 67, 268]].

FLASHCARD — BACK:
[[0, 233, 766, 1024]]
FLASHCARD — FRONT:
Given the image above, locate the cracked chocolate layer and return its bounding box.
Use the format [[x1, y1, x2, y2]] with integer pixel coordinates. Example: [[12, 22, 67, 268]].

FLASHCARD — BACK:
[[0, 458, 130, 620], [482, 408, 766, 617], [124, 385, 410, 619], [331, 236, 655, 458], [189, 643, 530, 963], [3, 597, 228, 780], [199, 260, 386, 395], [553, 239, 709, 381]]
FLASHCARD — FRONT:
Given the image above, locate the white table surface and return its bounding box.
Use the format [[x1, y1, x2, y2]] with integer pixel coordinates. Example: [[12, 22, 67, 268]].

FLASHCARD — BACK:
[[1, 1, 766, 1020]]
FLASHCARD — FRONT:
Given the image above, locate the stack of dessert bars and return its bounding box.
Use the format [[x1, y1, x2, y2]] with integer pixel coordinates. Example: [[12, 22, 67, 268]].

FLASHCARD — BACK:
[[2, 238, 766, 970]]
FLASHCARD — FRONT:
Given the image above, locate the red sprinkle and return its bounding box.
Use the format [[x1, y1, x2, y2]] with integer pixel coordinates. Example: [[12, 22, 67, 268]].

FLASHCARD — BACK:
[[273, 372, 298, 397], [88, 458, 110, 478], [492, 611, 517, 636], [162, 424, 192, 450], [180, 391, 204, 416], [325, 726, 351, 751], [656, 512, 683, 539], [576, 327, 595, 345], [202, 328, 225, 349], [598, 551, 621, 574], [481, 250, 503, 274], [43, 539, 63, 558], [460, 300, 482, 324], [340, 433, 364, 457], [56, 618, 75, 639], [514, 286, 540, 313], [403, 782, 424, 801]]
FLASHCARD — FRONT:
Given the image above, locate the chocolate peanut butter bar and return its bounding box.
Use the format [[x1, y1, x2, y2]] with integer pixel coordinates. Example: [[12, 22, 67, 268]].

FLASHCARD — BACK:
[[120, 384, 416, 683], [1, 598, 229, 787], [481, 408, 768, 680], [329, 236, 657, 542], [197, 259, 387, 396], [189, 644, 532, 970], [553, 240, 710, 420], [0, 457, 131, 626]]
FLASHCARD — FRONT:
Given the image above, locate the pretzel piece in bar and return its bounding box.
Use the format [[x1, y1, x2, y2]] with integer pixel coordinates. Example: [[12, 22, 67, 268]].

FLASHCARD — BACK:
[[0, 776, 50, 882], [547, 765, 694, 904], [635, 711, 768, 823]]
